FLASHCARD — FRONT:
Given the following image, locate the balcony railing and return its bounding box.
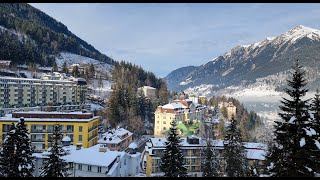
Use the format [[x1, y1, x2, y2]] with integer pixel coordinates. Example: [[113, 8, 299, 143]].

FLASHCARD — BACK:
[[88, 126, 98, 132], [31, 138, 46, 142], [30, 129, 46, 133]]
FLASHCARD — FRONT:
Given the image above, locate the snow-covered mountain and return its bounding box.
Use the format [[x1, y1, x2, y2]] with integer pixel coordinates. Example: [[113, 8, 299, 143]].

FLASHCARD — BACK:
[[166, 25, 320, 97]]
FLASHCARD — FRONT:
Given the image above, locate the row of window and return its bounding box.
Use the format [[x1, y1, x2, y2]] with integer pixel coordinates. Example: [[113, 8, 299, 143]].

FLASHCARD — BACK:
[[77, 164, 102, 173]]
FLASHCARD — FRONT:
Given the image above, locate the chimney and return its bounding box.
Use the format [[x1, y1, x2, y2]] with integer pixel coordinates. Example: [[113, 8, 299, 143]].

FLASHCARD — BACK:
[[76, 143, 82, 150]]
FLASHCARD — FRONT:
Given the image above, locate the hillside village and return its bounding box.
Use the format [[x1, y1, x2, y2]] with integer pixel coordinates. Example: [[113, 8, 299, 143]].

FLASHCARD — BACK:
[[0, 3, 319, 178], [0, 59, 269, 177]]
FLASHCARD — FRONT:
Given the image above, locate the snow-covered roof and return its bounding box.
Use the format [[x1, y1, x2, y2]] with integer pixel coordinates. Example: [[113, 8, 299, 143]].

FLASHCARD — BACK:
[[246, 149, 266, 160], [0, 113, 98, 122], [128, 142, 138, 149], [0, 76, 73, 83], [162, 102, 187, 109], [139, 86, 156, 90], [98, 128, 133, 144], [147, 138, 267, 161], [35, 144, 133, 167], [13, 111, 92, 115], [243, 142, 268, 150], [62, 136, 71, 142]]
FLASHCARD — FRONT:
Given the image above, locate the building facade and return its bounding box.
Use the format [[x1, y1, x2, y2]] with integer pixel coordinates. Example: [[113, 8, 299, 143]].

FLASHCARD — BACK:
[[0, 111, 99, 152], [145, 136, 267, 177], [33, 143, 141, 177], [0, 76, 87, 108], [98, 128, 133, 151], [154, 99, 206, 137], [218, 101, 237, 120], [137, 86, 157, 100]]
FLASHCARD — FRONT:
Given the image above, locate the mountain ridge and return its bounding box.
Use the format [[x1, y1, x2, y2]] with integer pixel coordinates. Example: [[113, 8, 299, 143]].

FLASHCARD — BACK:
[[165, 25, 320, 95]]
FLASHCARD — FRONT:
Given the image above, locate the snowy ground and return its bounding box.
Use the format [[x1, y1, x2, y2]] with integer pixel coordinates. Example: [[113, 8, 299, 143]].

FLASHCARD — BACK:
[[55, 52, 113, 73], [88, 79, 112, 101]]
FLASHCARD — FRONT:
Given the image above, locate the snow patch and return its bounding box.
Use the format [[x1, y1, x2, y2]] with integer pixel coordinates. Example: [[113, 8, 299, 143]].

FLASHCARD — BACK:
[[303, 127, 317, 136], [289, 116, 296, 124], [55, 52, 113, 73], [314, 140, 320, 150], [300, 137, 306, 147]]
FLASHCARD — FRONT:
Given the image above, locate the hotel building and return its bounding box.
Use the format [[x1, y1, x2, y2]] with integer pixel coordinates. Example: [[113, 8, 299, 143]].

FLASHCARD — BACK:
[[0, 111, 99, 152]]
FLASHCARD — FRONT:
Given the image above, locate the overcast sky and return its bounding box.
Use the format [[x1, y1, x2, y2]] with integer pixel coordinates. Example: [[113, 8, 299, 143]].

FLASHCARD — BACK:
[[30, 3, 320, 77]]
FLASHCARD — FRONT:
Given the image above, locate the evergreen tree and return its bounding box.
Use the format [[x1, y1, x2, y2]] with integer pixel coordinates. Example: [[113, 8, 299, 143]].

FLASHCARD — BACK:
[[98, 74, 103, 89], [0, 123, 18, 177], [89, 63, 95, 78], [265, 60, 320, 176], [160, 120, 187, 177], [310, 89, 320, 138], [158, 80, 169, 105], [202, 140, 219, 177], [15, 117, 35, 177], [52, 61, 58, 72], [224, 115, 248, 177], [72, 65, 79, 78], [40, 124, 69, 177], [62, 61, 68, 74]]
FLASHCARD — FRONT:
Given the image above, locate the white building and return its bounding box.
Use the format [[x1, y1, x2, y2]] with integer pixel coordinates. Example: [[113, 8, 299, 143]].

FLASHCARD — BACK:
[[98, 128, 133, 151], [0, 76, 87, 108], [33, 142, 141, 177], [137, 86, 156, 100]]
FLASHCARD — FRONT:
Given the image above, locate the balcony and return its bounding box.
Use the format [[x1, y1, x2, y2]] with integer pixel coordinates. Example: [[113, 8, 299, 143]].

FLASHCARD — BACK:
[[88, 125, 98, 132], [31, 138, 45, 142], [66, 129, 74, 133], [30, 129, 46, 133]]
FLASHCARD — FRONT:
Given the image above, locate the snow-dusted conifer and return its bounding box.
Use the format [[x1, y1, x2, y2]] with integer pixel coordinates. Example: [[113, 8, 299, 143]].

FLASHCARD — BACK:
[[40, 124, 69, 177], [0, 123, 18, 177], [15, 117, 35, 177], [160, 120, 187, 177], [224, 115, 248, 177], [202, 140, 220, 177], [265, 60, 320, 176]]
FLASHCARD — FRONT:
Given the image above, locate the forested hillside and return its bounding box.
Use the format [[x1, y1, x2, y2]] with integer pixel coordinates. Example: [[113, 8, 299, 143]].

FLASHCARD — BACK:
[[0, 3, 115, 66]]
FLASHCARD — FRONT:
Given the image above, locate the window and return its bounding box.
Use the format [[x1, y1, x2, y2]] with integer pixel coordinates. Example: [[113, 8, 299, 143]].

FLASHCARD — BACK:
[[163, 116, 166, 119], [78, 164, 82, 170], [191, 166, 195, 171], [163, 127, 166, 130], [124, 159, 126, 165], [69, 162, 73, 169], [79, 126, 83, 132], [78, 135, 82, 141], [42, 144, 45, 149], [163, 121, 166, 124], [88, 165, 91, 171], [98, 166, 101, 173]]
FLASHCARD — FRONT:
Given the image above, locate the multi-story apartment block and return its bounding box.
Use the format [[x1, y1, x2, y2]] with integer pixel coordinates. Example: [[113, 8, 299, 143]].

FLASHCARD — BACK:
[[33, 142, 141, 177], [145, 136, 267, 177], [154, 99, 206, 137], [0, 76, 87, 108], [98, 128, 133, 151], [0, 111, 99, 152]]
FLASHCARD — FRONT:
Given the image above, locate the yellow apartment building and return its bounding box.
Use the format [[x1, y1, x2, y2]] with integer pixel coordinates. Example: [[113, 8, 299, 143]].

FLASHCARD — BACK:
[[0, 111, 99, 152], [154, 99, 207, 138]]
